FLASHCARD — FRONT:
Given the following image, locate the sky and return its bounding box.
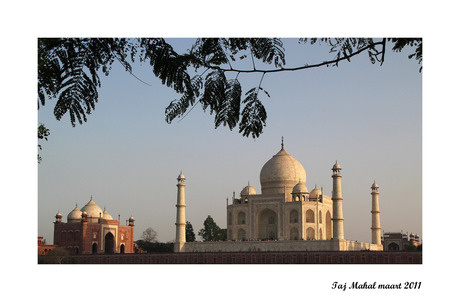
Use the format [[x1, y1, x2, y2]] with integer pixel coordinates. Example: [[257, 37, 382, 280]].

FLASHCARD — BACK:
[[37, 38, 422, 244]]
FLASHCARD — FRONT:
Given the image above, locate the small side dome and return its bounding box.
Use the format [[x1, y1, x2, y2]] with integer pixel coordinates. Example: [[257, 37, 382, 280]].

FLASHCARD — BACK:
[[292, 181, 308, 194], [240, 183, 256, 196], [67, 205, 82, 223], [309, 185, 321, 200], [371, 181, 379, 189], [55, 212, 62, 218]]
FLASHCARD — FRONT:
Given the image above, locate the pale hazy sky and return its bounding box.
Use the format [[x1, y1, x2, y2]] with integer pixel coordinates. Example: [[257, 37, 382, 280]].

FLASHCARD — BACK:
[[37, 38, 422, 244]]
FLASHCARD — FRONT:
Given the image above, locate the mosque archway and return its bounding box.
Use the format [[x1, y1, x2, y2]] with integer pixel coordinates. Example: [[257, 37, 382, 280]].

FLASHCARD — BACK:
[[92, 243, 97, 254], [104, 232, 115, 254], [120, 244, 125, 254], [290, 228, 299, 240], [388, 242, 400, 251], [257, 209, 278, 240], [306, 227, 315, 240]]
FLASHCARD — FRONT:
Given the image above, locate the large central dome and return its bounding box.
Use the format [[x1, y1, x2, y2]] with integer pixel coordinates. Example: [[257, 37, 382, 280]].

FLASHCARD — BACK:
[[260, 145, 307, 195]]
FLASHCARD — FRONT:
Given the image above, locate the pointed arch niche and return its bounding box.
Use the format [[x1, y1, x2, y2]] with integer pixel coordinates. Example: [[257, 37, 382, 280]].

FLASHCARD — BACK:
[[257, 209, 278, 240]]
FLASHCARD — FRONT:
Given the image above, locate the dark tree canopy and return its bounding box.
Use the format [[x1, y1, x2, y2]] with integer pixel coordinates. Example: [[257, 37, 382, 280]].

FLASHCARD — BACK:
[[186, 221, 196, 242], [37, 123, 50, 163], [135, 240, 173, 253], [198, 215, 226, 242], [38, 38, 422, 138]]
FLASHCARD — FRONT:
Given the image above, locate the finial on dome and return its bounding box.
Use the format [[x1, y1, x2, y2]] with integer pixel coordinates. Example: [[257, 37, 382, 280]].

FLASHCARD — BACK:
[[281, 136, 284, 149]]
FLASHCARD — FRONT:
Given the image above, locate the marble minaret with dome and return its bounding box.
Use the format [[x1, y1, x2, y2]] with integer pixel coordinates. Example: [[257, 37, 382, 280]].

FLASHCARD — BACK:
[[174, 139, 383, 252]]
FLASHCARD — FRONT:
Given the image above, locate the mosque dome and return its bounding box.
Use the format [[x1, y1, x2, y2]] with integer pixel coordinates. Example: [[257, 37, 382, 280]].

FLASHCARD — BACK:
[[240, 183, 256, 196], [260, 144, 306, 195], [67, 205, 82, 223], [81, 198, 103, 218], [102, 209, 113, 220], [292, 181, 308, 194]]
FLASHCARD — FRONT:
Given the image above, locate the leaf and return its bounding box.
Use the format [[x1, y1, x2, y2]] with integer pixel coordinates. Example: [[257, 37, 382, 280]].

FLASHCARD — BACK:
[[139, 38, 193, 94], [214, 79, 241, 130], [200, 70, 227, 114], [239, 88, 267, 138], [249, 38, 286, 68], [165, 75, 203, 123]]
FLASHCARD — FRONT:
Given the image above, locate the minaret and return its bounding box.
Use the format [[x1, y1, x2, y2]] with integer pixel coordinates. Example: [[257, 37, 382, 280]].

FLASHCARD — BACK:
[[331, 161, 344, 240], [174, 172, 186, 252], [371, 181, 382, 245]]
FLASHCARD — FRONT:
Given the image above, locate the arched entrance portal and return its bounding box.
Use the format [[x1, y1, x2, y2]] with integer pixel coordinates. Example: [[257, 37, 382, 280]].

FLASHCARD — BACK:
[[92, 243, 97, 254], [105, 232, 115, 254], [388, 242, 400, 251], [257, 209, 277, 240], [120, 244, 125, 254]]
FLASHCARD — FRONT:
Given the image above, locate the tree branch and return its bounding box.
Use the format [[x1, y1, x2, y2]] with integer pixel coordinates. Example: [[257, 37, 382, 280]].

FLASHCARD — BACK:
[[204, 41, 384, 74]]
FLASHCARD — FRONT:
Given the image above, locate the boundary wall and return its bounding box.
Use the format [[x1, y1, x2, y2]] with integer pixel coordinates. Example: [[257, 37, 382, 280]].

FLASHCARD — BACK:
[[180, 239, 382, 252], [38, 251, 421, 264]]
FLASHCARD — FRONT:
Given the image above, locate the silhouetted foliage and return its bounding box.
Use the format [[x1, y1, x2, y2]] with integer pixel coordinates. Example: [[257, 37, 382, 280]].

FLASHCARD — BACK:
[[47, 247, 69, 264], [136, 240, 174, 253], [140, 227, 158, 243], [37, 123, 50, 163], [198, 215, 226, 241], [186, 221, 196, 242], [405, 244, 418, 251], [38, 38, 422, 138]]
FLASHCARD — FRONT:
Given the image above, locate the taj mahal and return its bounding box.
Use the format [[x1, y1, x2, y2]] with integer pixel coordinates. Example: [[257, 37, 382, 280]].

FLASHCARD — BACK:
[[174, 139, 383, 253]]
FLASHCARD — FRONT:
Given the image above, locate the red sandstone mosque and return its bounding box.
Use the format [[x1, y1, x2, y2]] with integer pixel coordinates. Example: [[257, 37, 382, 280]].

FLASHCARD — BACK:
[[52, 197, 135, 254]]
